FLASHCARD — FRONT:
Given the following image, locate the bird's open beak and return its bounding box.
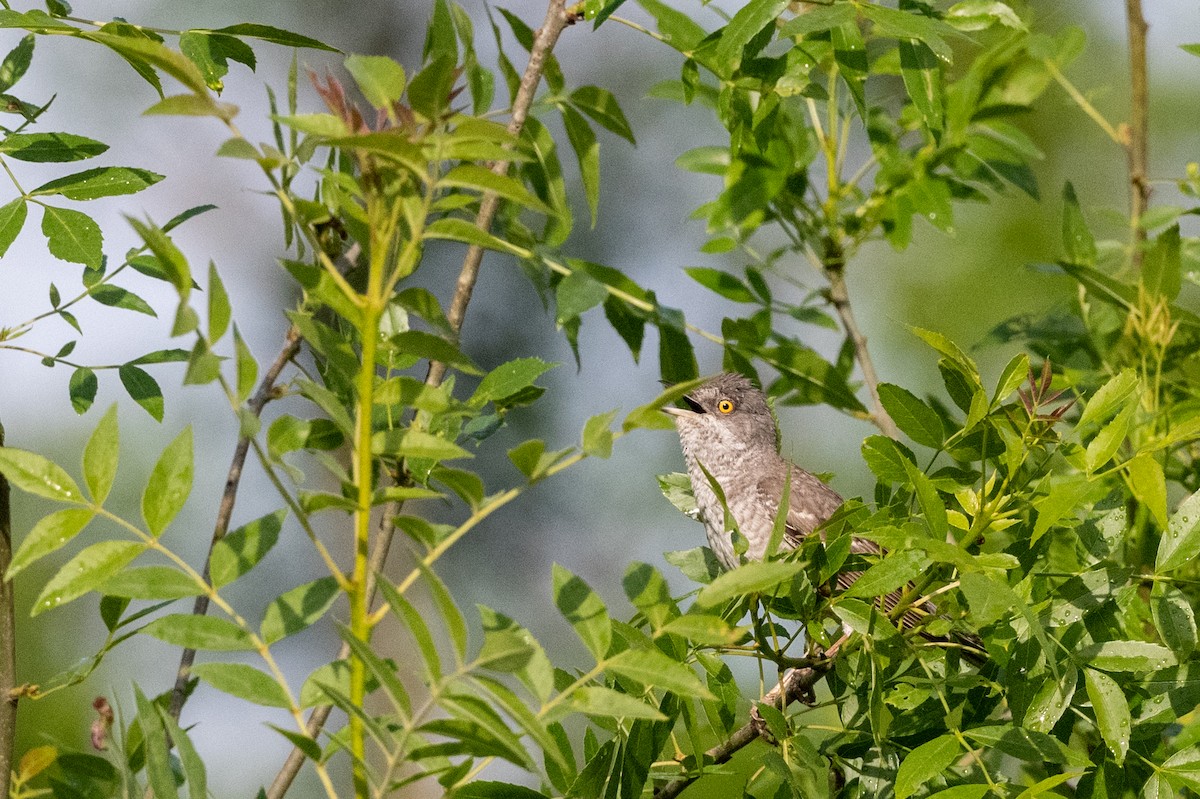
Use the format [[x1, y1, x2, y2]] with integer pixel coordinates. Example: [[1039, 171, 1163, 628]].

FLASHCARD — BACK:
[[662, 395, 704, 417]]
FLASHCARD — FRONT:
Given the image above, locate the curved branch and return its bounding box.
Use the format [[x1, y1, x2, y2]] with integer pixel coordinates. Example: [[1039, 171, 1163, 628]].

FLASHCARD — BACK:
[[167, 325, 302, 720], [653, 664, 832, 799]]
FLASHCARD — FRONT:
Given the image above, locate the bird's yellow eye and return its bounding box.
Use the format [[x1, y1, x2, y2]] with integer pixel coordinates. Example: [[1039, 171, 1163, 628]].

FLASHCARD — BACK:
[[718, 399, 735, 414]]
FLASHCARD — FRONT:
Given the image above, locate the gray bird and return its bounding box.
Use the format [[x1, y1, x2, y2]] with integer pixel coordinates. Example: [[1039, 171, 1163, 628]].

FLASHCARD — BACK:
[[663, 372, 931, 632]]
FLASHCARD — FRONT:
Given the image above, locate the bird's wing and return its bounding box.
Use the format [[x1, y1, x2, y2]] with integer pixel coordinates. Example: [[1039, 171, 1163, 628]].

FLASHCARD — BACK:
[[775, 466, 844, 548]]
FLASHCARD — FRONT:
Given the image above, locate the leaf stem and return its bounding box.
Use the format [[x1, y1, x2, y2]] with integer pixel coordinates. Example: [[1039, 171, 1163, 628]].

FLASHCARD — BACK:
[[1124, 0, 1150, 269]]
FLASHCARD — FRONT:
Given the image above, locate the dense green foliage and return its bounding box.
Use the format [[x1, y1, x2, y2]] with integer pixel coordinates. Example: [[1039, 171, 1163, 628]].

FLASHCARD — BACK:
[[1, 1, 1200, 798]]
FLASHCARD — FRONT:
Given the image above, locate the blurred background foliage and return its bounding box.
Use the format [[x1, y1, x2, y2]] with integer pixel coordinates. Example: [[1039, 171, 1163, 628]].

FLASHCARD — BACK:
[[0, 0, 1197, 794]]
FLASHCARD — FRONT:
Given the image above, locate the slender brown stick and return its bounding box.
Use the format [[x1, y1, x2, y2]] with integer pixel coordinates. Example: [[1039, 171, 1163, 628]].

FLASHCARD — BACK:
[[0, 422, 16, 799], [167, 326, 302, 720], [1124, 0, 1150, 270], [425, 0, 578, 388], [653, 664, 831, 799], [822, 242, 899, 439]]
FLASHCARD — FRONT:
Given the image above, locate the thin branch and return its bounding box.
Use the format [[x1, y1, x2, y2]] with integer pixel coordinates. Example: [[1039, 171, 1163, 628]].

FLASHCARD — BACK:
[[822, 243, 899, 439], [0, 421, 15, 799], [425, 0, 580, 388], [653, 664, 831, 799], [1124, 0, 1150, 269], [167, 325, 302, 720]]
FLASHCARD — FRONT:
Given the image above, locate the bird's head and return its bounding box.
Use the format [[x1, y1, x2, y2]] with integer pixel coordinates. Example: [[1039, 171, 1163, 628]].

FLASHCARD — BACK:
[[663, 372, 778, 456]]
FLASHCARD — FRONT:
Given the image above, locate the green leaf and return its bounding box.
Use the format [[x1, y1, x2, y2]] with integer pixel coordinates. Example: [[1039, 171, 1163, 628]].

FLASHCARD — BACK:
[[567, 685, 666, 720], [607, 648, 714, 699], [0, 34, 33, 92], [1084, 668, 1130, 764], [32, 540, 144, 616], [570, 85, 634, 143], [556, 269, 608, 325], [192, 662, 291, 708], [209, 509, 285, 587], [696, 560, 806, 607], [664, 546, 721, 584], [134, 687, 177, 799], [1085, 402, 1134, 474], [379, 580, 442, 681], [41, 205, 102, 268], [843, 549, 924, 600], [861, 435, 917, 484], [211, 23, 338, 52], [7, 508, 94, 578], [207, 263, 231, 343], [1152, 583, 1197, 659], [374, 428, 472, 462], [581, 410, 616, 458], [142, 427, 193, 536], [1126, 453, 1168, 530], [0, 447, 83, 502], [553, 564, 612, 660], [424, 217, 532, 258], [899, 39, 944, 133], [896, 735, 960, 799], [100, 566, 203, 599], [1075, 640, 1176, 671], [141, 614, 255, 650], [0, 197, 26, 256], [261, 576, 340, 644], [1078, 369, 1138, 431], [344, 54, 405, 108], [878, 384, 944, 448], [560, 104, 599, 226], [992, 352, 1030, 406], [904, 461, 948, 539], [453, 782, 551, 799], [143, 93, 237, 119], [659, 614, 743, 646], [390, 330, 481, 374], [1143, 223, 1182, 300], [0, 132, 107, 162], [1061, 182, 1096, 266], [713, 0, 790, 74], [471, 357, 557, 406], [31, 166, 163, 200], [1157, 487, 1200, 574], [780, 3, 856, 37], [118, 364, 164, 421], [1023, 664, 1076, 733], [859, 4, 954, 62], [89, 285, 156, 316], [684, 267, 754, 303], [234, 327, 257, 403], [68, 367, 98, 414], [439, 164, 553, 214]]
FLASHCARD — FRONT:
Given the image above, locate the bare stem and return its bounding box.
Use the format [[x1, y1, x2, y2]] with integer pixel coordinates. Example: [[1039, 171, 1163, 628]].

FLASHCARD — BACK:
[[425, 0, 579, 387], [822, 244, 899, 439], [652, 664, 831, 799], [0, 422, 15, 799], [167, 326, 302, 720], [1124, 0, 1150, 269]]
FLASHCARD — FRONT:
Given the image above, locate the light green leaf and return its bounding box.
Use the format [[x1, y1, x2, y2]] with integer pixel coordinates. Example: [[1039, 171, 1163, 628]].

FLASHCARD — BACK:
[[439, 164, 553, 214], [1023, 664, 1076, 733], [192, 662, 291, 708], [696, 560, 806, 607], [1075, 640, 1176, 671], [373, 428, 472, 461], [896, 735, 960, 799], [101, 566, 203, 599], [1061, 181, 1096, 265], [134, 687, 178, 799], [32, 540, 144, 616], [233, 326, 257, 403], [713, 0, 790, 73], [471, 357, 556, 406], [843, 549, 924, 600], [141, 614, 255, 650], [1126, 453, 1168, 530], [1084, 668, 1129, 764], [261, 576, 341, 644], [424, 217, 532, 257], [684, 267, 755, 303], [861, 435, 917, 484], [31, 166, 163, 200], [142, 427, 193, 536], [1152, 583, 1197, 659], [658, 614, 744, 646], [1085, 402, 1134, 473], [992, 353, 1030, 406], [209, 509, 285, 587], [7, 508, 94, 578], [0, 447, 83, 503], [0, 197, 27, 256], [344, 54, 405, 108], [567, 685, 665, 721], [207, 263, 231, 343], [581, 410, 616, 458], [1143, 223, 1181, 300], [556, 269, 607, 324], [41, 205, 102, 269], [607, 648, 714, 699], [560, 104, 599, 227], [1077, 369, 1138, 431]]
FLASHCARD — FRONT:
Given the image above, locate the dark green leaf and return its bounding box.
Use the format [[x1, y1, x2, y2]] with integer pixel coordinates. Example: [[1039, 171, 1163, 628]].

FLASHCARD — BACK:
[[878, 383, 944, 448], [471, 357, 556, 406], [684, 267, 754, 303], [31, 166, 163, 200], [0, 132, 108, 162], [90, 285, 156, 316], [210, 23, 338, 51], [118, 365, 164, 422], [261, 576, 341, 644], [1085, 668, 1130, 764], [569, 85, 634, 143], [1061, 182, 1096, 266], [556, 269, 608, 324], [713, 0, 790, 74], [210, 509, 285, 587], [896, 735, 960, 799], [69, 367, 97, 414], [0, 34, 33, 92], [41, 205, 102, 268], [553, 563, 611, 660]]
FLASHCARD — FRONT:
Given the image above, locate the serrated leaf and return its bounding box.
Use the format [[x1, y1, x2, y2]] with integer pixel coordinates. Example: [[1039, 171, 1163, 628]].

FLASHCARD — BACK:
[[41, 205, 102, 268], [861, 435, 917, 484], [878, 383, 944, 448], [192, 662, 291, 708], [471, 357, 556, 405], [32, 540, 144, 616], [555, 269, 607, 324], [141, 614, 255, 650], [31, 166, 163, 200], [0, 197, 26, 256], [896, 735, 960, 799], [1078, 370, 1138, 431], [607, 648, 714, 699], [142, 427, 193, 536], [843, 549, 924, 600], [0, 447, 83, 502]]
